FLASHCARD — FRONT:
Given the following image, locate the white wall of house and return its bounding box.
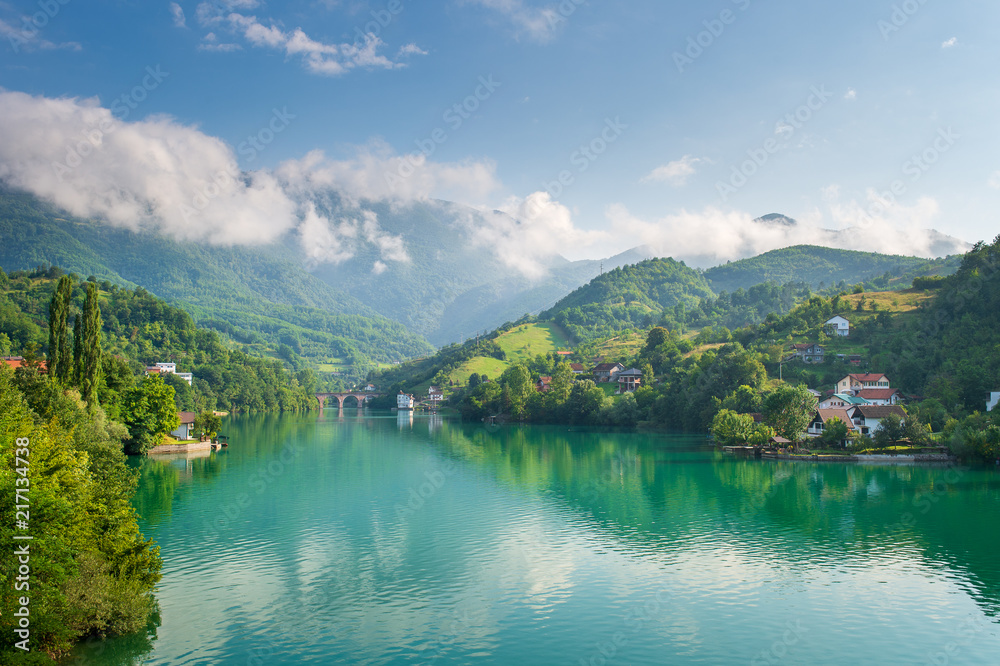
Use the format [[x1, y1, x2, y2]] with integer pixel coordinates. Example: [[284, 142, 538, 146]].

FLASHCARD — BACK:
[[988, 392, 1000, 412], [826, 316, 850, 337]]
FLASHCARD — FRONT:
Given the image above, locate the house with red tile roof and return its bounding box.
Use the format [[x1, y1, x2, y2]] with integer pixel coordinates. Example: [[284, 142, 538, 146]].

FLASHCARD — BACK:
[[1, 356, 47, 373]]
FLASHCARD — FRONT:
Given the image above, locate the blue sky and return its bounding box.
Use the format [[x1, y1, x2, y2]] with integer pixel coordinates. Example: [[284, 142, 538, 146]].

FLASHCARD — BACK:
[[1, 0, 998, 266]]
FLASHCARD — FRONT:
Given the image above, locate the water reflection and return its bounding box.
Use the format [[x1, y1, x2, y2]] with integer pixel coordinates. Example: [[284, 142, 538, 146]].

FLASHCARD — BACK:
[[87, 413, 1000, 665]]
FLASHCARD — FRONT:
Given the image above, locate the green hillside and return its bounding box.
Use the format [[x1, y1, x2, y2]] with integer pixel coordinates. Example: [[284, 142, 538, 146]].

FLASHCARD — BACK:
[[704, 245, 960, 294], [0, 189, 432, 376], [540, 258, 715, 341]]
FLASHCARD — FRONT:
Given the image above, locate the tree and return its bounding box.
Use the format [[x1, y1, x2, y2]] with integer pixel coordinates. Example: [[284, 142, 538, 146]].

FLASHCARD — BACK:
[[817, 417, 850, 449], [80, 283, 103, 405], [72, 314, 83, 385], [121, 375, 180, 455], [763, 384, 817, 441], [711, 409, 755, 446], [193, 410, 222, 439], [872, 413, 906, 450], [47, 275, 73, 384], [548, 361, 574, 404], [500, 364, 533, 418]]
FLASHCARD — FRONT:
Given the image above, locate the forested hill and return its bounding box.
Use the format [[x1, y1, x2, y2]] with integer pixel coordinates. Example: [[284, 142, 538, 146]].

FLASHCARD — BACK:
[[539, 258, 715, 340], [704, 245, 961, 294], [0, 188, 432, 372], [0, 267, 327, 414], [869, 236, 1000, 410]]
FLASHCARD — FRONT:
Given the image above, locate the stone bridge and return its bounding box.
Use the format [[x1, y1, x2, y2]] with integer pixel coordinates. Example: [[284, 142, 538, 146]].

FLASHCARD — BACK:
[[315, 392, 382, 410]]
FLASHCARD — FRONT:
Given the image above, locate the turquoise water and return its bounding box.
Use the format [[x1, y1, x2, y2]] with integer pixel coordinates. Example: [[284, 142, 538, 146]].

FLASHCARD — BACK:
[[77, 411, 1000, 664]]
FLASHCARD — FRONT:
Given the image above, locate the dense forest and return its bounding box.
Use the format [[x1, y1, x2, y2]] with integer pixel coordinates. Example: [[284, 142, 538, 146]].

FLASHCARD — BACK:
[[0, 266, 324, 416], [0, 189, 433, 378], [703, 245, 961, 294], [0, 362, 162, 660], [539, 247, 962, 344]]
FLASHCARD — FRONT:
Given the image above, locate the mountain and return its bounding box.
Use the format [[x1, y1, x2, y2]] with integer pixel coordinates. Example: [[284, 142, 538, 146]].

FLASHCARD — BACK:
[[704, 245, 962, 294], [539, 258, 717, 341], [0, 188, 432, 370], [0, 187, 648, 353], [300, 194, 651, 345]]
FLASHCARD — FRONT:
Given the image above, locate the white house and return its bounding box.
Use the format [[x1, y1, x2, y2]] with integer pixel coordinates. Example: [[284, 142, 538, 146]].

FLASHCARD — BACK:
[[427, 386, 443, 406], [825, 316, 851, 337], [170, 411, 197, 440], [988, 392, 1000, 412], [397, 392, 415, 410], [147, 362, 193, 386], [806, 408, 857, 446], [836, 373, 891, 395], [847, 405, 906, 436]]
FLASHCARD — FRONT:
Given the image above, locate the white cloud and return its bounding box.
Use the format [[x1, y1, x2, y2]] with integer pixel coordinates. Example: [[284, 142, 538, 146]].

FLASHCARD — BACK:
[[989, 171, 1000, 190], [844, 88, 857, 101], [0, 91, 297, 245], [607, 189, 965, 267], [0, 17, 82, 52], [463, 0, 563, 43], [396, 43, 428, 58], [457, 192, 608, 279], [641, 155, 704, 187], [0, 91, 518, 270], [275, 144, 502, 206], [191, 2, 425, 75], [942, 37, 957, 48], [170, 2, 187, 28]]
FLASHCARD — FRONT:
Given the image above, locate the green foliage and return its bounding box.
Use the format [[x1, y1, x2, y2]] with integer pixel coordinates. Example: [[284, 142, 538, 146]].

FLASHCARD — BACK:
[[711, 409, 756, 446], [762, 384, 817, 441], [193, 411, 222, 439], [0, 189, 433, 375], [0, 365, 161, 659], [704, 245, 958, 294], [542, 258, 716, 341], [121, 376, 181, 455], [816, 417, 851, 448], [47, 275, 72, 384], [81, 283, 103, 406], [1, 273, 322, 415]]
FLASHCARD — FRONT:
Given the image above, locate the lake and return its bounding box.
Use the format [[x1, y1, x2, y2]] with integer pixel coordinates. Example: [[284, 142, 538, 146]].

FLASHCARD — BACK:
[[77, 411, 1000, 664]]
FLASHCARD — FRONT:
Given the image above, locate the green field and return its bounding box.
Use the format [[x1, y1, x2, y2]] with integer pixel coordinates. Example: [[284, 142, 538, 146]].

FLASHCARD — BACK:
[[448, 356, 510, 385], [496, 322, 572, 362]]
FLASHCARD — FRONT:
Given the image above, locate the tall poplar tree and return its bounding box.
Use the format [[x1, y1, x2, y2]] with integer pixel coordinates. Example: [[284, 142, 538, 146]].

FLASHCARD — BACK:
[[72, 314, 83, 386], [47, 275, 73, 383], [80, 282, 103, 405]]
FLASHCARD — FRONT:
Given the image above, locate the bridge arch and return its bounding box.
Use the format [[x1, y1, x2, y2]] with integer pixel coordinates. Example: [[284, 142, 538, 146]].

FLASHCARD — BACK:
[[316, 392, 381, 411]]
